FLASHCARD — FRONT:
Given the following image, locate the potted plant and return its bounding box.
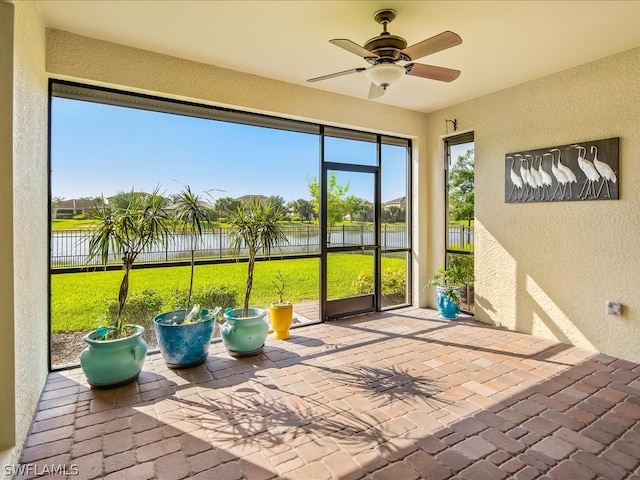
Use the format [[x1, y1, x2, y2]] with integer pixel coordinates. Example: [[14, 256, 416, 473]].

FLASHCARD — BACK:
[[221, 199, 288, 357], [80, 189, 171, 388], [425, 265, 467, 319], [154, 185, 220, 368], [269, 270, 293, 340]]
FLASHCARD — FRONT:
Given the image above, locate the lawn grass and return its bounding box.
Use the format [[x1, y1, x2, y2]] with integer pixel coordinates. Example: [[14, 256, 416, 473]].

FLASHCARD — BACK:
[[51, 218, 98, 230], [51, 254, 403, 333]]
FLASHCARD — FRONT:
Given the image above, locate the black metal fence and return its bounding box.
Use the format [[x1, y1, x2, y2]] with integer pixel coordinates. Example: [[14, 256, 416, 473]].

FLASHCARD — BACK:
[[448, 225, 474, 251], [50, 224, 417, 269]]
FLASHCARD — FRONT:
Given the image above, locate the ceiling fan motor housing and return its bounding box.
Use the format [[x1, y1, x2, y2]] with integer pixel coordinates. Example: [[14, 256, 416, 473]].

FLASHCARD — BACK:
[[364, 34, 407, 62]]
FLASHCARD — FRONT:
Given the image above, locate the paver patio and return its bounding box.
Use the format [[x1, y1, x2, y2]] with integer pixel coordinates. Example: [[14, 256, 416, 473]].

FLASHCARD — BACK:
[[17, 307, 640, 479]]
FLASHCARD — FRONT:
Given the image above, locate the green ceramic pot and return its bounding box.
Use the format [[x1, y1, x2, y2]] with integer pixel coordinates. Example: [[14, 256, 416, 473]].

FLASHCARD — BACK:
[[221, 308, 268, 357], [80, 325, 147, 388]]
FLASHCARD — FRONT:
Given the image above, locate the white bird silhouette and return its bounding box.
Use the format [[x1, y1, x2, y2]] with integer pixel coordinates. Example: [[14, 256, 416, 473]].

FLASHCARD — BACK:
[[536, 154, 553, 200], [515, 154, 531, 201], [525, 154, 542, 200], [551, 148, 577, 199], [507, 156, 523, 201], [591, 145, 617, 198], [573, 144, 600, 199], [546, 151, 569, 200]]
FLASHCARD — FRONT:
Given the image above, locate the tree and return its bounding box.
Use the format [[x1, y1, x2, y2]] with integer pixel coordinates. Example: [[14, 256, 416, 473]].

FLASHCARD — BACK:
[[214, 197, 240, 216], [108, 190, 151, 209], [449, 148, 474, 223], [308, 172, 351, 226], [289, 198, 314, 223], [384, 205, 403, 223], [268, 195, 286, 210], [346, 196, 372, 222]]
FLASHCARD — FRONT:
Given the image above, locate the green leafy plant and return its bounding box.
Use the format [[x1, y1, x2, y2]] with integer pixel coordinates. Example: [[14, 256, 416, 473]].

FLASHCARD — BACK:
[[425, 266, 469, 303], [172, 185, 214, 312], [103, 289, 163, 344], [87, 188, 171, 339], [171, 285, 238, 320], [352, 268, 406, 296], [227, 199, 288, 317], [272, 270, 289, 304]]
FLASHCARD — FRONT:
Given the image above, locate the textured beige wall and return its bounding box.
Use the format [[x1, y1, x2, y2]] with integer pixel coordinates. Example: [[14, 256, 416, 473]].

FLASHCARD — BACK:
[[45, 29, 433, 307], [5, 0, 49, 473], [0, 0, 16, 462], [425, 47, 640, 363]]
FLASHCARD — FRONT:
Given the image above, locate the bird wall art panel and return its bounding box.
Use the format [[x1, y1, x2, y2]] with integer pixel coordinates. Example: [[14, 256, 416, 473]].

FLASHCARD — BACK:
[[504, 137, 619, 203]]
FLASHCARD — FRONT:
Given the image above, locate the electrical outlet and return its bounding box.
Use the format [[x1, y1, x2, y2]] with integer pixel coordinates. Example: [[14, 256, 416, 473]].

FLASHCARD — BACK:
[[605, 301, 621, 316]]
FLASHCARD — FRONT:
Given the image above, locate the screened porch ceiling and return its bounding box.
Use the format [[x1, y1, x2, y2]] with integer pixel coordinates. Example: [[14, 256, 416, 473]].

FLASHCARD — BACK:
[[37, 1, 640, 113]]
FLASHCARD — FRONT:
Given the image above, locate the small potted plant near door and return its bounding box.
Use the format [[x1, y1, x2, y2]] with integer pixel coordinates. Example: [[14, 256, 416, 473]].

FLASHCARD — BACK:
[[425, 265, 466, 320], [221, 199, 288, 357], [154, 185, 221, 368], [269, 270, 293, 340], [81, 189, 171, 388]]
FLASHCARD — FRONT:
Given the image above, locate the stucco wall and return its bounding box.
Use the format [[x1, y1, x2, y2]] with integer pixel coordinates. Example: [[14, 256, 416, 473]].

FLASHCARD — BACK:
[[425, 47, 640, 363], [5, 0, 49, 473], [45, 29, 434, 307], [0, 0, 16, 464]]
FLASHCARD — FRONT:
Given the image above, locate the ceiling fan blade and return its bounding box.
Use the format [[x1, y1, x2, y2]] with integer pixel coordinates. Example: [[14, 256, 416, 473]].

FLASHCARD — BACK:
[[307, 67, 366, 83], [400, 31, 462, 61], [405, 63, 461, 82], [330, 39, 379, 60], [368, 83, 385, 99]]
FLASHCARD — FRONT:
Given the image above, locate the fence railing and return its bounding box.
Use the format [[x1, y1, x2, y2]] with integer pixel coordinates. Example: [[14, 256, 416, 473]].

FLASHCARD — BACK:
[[51, 224, 415, 269], [447, 225, 474, 251]]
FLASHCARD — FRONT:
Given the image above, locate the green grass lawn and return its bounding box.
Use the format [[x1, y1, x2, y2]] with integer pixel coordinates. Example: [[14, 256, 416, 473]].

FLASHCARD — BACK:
[[51, 254, 404, 333]]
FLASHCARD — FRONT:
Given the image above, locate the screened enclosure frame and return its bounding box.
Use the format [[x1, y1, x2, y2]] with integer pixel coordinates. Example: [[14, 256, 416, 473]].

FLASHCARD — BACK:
[[48, 79, 412, 368]]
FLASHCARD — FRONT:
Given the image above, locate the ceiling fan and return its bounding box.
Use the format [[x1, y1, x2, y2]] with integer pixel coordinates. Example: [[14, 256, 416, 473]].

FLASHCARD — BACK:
[[307, 9, 462, 99]]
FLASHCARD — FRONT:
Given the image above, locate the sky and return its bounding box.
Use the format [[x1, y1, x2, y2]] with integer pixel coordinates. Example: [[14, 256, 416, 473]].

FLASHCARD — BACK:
[[51, 98, 408, 204]]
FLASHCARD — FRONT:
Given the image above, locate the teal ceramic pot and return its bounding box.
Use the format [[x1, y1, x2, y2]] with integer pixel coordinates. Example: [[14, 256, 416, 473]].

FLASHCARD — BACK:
[[221, 308, 268, 357], [80, 325, 147, 389], [154, 309, 214, 369], [436, 287, 459, 319]]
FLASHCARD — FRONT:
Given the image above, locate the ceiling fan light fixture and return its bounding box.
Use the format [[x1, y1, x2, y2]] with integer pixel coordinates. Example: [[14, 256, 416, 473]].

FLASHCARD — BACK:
[[365, 63, 405, 88]]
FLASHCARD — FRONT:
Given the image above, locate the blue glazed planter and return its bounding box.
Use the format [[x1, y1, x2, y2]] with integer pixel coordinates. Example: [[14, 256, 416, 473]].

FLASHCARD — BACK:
[[436, 287, 460, 320], [154, 309, 215, 369], [80, 325, 147, 389], [221, 308, 268, 357]]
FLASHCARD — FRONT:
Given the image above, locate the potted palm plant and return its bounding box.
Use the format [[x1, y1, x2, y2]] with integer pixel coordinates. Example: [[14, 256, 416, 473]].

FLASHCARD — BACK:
[[80, 189, 171, 388], [269, 270, 293, 340], [221, 199, 288, 357], [154, 186, 220, 368], [425, 265, 467, 320]]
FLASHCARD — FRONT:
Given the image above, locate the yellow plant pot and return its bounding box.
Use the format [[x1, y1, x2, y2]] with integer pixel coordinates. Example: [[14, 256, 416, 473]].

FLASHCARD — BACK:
[[269, 302, 293, 339]]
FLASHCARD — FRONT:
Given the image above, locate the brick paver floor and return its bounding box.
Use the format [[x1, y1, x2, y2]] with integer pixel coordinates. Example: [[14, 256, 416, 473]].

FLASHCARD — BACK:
[[16, 307, 640, 479]]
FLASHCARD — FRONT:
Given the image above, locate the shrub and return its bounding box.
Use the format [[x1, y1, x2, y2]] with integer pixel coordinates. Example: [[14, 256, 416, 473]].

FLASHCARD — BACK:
[[103, 289, 163, 344], [171, 285, 238, 319], [352, 269, 406, 296]]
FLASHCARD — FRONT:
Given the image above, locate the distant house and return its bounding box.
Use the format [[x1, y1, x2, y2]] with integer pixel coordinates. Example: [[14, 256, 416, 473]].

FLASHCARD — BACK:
[[53, 198, 103, 218], [384, 196, 406, 209], [236, 194, 269, 204]]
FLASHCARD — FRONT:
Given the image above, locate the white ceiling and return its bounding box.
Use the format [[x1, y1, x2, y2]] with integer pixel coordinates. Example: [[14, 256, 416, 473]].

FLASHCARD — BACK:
[[37, 1, 640, 113]]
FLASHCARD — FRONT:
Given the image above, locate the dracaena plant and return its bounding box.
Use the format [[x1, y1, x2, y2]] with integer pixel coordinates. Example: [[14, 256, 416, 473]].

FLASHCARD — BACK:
[[172, 185, 214, 312], [227, 199, 288, 317], [87, 188, 171, 338]]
